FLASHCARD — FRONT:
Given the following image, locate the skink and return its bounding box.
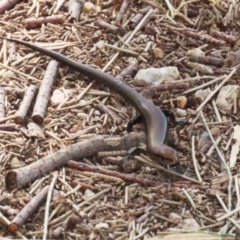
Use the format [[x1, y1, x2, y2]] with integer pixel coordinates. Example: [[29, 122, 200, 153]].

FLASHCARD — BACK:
[[0, 37, 178, 165]]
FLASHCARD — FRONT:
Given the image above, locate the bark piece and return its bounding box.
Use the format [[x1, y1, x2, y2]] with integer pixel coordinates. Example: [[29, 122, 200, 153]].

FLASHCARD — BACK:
[[5, 133, 146, 190], [0, 88, 6, 119], [8, 185, 49, 232], [15, 85, 38, 124], [68, 0, 85, 22], [32, 60, 59, 124], [24, 15, 66, 29]]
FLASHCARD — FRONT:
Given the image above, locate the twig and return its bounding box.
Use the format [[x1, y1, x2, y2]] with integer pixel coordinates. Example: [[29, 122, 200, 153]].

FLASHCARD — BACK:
[[25, 14, 66, 29], [191, 136, 202, 182], [183, 75, 225, 94], [43, 172, 58, 240], [182, 188, 196, 209], [0, 88, 6, 119], [32, 60, 59, 124], [8, 185, 50, 232], [15, 85, 38, 124], [135, 154, 202, 184], [103, 8, 154, 71], [201, 111, 232, 212], [196, 68, 236, 112], [0, 62, 41, 82]]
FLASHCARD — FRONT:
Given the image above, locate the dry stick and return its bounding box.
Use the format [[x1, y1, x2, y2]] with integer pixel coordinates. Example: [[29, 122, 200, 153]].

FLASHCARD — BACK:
[[32, 60, 59, 124], [94, 19, 119, 33], [24, 14, 66, 29], [183, 75, 225, 94], [104, 8, 154, 71], [182, 188, 196, 209], [68, 0, 85, 22], [96, 102, 121, 124], [15, 85, 38, 124], [0, 87, 5, 119], [8, 185, 50, 232], [200, 111, 233, 212], [196, 68, 237, 113], [0, 123, 18, 131], [216, 193, 240, 229], [135, 82, 189, 92], [116, 0, 129, 22], [53, 0, 65, 13], [43, 172, 58, 240], [191, 136, 202, 182], [68, 160, 160, 186], [0, 62, 41, 82], [61, 82, 93, 108], [68, 161, 216, 190], [5, 132, 147, 190], [135, 154, 201, 184], [115, 64, 139, 81], [0, 0, 22, 14]]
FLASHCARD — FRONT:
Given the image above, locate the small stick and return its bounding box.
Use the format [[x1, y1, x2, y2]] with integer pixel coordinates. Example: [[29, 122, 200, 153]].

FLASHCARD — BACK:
[[69, 160, 162, 186], [68, 0, 85, 22], [95, 19, 119, 33], [43, 172, 58, 240], [182, 188, 196, 209], [25, 14, 66, 29], [201, 111, 233, 212], [183, 75, 225, 94], [135, 82, 189, 92], [15, 85, 38, 124], [103, 8, 154, 71], [32, 60, 59, 124], [0, 63, 39, 83], [192, 136, 202, 182], [196, 68, 236, 113], [0, 88, 6, 119], [96, 102, 121, 124], [8, 185, 50, 232], [212, 100, 222, 122], [116, 0, 129, 23]]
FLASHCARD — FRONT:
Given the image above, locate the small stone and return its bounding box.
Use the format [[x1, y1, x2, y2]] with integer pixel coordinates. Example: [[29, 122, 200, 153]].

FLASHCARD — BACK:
[[179, 218, 200, 229], [51, 89, 65, 106], [133, 67, 179, 87], [210, 127, 220, 136], [169, 212, 182, 224], [176, 108, 187, 117], [83, 2, 96, 13], [176, 96, 187, 109], [153, 48, 164, 59], [84, 189, 95, 199], [195, 88, 211, 103]]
